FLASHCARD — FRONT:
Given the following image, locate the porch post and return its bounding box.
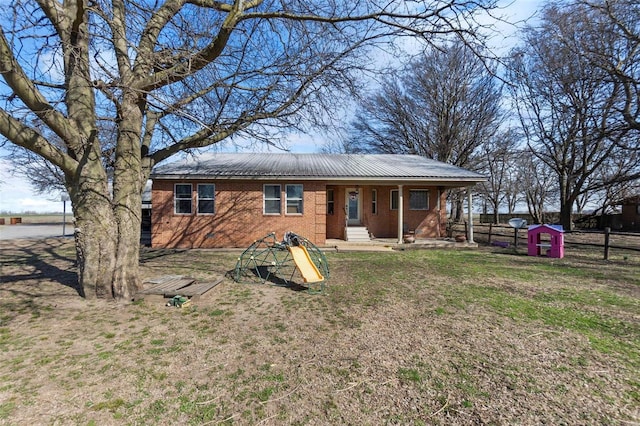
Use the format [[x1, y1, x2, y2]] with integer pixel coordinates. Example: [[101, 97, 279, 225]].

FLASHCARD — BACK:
[[467, 189, 474, 243], [436, 188, 441, 238], [398, 184, 404, 244]]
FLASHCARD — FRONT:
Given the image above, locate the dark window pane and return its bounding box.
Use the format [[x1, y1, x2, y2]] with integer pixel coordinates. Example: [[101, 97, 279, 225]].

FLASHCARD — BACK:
[[264, 185, 280, 199], [265, 199, 281, 214], [198, 200, 214, 214], [175, 184, 191, 198], [198, 184, 214, 199], [410, 190, 429, 210], [176, 199, 192, 214]]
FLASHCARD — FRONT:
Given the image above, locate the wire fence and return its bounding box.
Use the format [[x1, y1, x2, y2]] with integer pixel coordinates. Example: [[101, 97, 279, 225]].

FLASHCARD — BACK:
[[451, 223, 640, 260]]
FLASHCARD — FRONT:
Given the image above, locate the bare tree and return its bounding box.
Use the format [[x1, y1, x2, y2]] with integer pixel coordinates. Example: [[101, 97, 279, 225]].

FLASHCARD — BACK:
[[0, 0, 500, 300], [477, 129, 519, 224], [516, 155, 556, 224], [507, 3, 640, 230], [583, 148, 640, 215], [347, 40, 503, 221], [576, 0, 640, 132]]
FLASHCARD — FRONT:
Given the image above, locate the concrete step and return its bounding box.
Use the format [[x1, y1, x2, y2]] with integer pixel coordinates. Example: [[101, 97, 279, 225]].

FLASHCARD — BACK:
[[346, 226, 370, 242]]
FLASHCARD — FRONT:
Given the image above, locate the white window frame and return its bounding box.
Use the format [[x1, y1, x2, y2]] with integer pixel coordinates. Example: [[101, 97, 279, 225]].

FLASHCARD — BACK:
[[174, 183, 192, 215], [197, 184, 215, 215], [285, 184, 304, 215], [327, 189, 335, 215], [263, 184, 281, 215], [372, 189, 378, 215], [409, 189, 429, 210], [390, 189, 399, 211]]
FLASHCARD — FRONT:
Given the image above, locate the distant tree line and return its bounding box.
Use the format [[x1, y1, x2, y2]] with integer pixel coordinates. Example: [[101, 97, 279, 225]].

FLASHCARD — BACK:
[[336, 0, 640, 229]]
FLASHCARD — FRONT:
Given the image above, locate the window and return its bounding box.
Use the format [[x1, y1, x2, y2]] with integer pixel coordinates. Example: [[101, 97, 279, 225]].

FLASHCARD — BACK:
[[197, 184, 215, 214], [327, 189, 334, 215], [286, 184, 303, 214], [410, 190, 429, 210], [371, 189, 377, 214], [263, 184, 281, 214], [390, 189, 399, 211], [174, 184, 192, 214]]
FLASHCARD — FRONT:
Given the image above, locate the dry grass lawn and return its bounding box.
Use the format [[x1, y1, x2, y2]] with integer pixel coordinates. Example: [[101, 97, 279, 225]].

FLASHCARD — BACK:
[[0, 238, 638, 425]]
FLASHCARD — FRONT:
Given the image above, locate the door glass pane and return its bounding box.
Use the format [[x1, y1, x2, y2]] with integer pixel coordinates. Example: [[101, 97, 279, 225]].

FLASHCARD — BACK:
[[348, 192, 358, 220]]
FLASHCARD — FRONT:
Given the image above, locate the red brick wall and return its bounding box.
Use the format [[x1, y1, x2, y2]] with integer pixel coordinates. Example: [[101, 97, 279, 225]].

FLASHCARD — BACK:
[[326, 186, 345, 239], [152, 180, 326, 248], [325, 185, 447, 239], [367, 186, 446, 239], [153, 181, 449, 247]]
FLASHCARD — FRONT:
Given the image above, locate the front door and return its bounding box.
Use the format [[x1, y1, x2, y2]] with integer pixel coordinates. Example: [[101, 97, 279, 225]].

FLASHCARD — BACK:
[[346, 188, 361, 226]]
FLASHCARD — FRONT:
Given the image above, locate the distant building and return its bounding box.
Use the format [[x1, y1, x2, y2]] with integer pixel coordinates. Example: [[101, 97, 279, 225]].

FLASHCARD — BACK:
[[619, 195, 640, 232]]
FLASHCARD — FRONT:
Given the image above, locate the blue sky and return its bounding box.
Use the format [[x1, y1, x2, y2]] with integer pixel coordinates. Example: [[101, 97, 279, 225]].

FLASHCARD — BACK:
[[0, 0, 543, 213]]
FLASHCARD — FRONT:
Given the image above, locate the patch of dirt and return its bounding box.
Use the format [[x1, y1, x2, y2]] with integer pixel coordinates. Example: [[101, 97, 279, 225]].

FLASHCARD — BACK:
[[0, 238, 638, 425]]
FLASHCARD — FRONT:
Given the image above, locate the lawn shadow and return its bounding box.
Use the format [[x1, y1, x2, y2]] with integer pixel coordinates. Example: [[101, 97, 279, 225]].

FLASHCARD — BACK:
[[485, 246, 529, 257], [139, 247, 189, 263], [0, 238, 82, 297], [225, 266, 311, 292]]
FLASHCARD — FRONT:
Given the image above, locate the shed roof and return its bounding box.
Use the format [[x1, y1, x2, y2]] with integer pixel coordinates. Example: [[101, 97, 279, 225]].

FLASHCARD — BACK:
[[528, 224, 564, 234], [151, 153, 485, 186]]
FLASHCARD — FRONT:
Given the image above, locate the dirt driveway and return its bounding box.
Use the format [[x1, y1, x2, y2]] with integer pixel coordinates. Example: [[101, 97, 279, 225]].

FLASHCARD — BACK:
[[0, 223, 71, 240]]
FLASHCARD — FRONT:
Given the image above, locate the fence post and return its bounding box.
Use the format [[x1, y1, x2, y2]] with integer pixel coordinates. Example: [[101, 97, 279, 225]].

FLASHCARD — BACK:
[[488, 223, 493, 244], [604, 227, 611, 260]]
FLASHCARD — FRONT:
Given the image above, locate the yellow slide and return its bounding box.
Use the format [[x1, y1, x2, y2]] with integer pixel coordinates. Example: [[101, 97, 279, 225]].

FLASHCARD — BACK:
[[288, 246, 324, 283]]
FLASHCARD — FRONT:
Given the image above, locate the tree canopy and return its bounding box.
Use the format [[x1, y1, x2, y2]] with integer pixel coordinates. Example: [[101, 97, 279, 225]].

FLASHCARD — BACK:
[[0, 0, 499, 299], [507, 1, 640, 229]]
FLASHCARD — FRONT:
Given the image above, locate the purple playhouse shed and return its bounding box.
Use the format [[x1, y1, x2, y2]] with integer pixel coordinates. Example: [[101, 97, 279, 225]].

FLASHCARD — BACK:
[[527, 224, 564, 258]]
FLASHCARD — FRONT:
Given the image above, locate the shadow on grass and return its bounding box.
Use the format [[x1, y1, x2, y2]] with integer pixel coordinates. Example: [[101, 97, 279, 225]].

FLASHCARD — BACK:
[[225, 266, 311, 293], [139, 248, 189, 263], [0, 238, 81, 297]]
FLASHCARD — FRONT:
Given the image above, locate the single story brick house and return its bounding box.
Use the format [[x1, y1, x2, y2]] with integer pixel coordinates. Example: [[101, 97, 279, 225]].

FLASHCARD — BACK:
[[149, 153, 485, 248]]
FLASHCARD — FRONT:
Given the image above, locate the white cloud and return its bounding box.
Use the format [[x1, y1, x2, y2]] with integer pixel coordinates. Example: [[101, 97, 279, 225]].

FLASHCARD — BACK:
[[0, 160, 63, 213], [282, 133, 326, 153]]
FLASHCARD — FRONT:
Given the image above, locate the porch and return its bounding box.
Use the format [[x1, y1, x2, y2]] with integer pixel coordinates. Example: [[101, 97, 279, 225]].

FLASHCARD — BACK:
[[326, 184, 477, 245], [324, 237, 478, 252]]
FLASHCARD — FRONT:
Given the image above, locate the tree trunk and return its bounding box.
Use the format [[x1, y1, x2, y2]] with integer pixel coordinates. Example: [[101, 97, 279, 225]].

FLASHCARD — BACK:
[[455, 197, 464, 223], [448, 190, 465, 223], [558, 173, 574, 231], [72, 180, 118, 299], [113, 190, 143, 301], [559, 202, 573, 231], [71, 170, 143, 300]]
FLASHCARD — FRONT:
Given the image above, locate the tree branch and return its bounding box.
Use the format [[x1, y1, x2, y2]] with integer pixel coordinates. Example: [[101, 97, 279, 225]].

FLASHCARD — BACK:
[[0, 28, 80, 146], [35, 0, 66, 35], [0, 109, 78, 174], [136, 0, 244, 91], [107, 0, 133, 83]]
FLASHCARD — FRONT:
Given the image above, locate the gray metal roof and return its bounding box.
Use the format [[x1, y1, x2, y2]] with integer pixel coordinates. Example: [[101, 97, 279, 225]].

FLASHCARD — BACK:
[[151, 153, 485, 186]]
